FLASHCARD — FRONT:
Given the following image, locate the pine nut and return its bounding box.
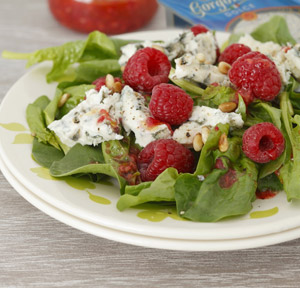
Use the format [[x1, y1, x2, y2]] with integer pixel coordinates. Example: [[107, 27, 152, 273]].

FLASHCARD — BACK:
[[105, 74, 115, 90], [196, 53, 206, 63], [112, 81, 123, 93], [58, 93, 70, 108], [120, 65, 126, 72], [193, 133, 203, 152], [152, 44, 165, 53], [218, 101, 237, 113], [219, 133, 229, 152], [218, 61, 231, 75], [201, 127, 210, 143]]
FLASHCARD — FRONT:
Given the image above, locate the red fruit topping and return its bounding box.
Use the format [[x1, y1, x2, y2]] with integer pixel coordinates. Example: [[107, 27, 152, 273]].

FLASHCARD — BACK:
[[256, 189, 278, 199], [191, 24, 209, 35], [146, 117, 173, 135], [92, 76, 122, 91], [219, 43, 251, 65], [123, 47, 171, 93], [242, 122, 285, 163], [235, 87, 255, 106], [229, 51, 281, 101], [219, 169, 238, 189], [138, 139, 194, 181], [149, 83, 193, 126], [215, 158, 226, 170]]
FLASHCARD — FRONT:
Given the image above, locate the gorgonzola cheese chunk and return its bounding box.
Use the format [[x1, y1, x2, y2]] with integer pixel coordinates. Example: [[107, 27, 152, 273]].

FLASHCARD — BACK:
[[173, 106, 244, 145], [48, 87, 123, 147], [173, 53, 230, 86]]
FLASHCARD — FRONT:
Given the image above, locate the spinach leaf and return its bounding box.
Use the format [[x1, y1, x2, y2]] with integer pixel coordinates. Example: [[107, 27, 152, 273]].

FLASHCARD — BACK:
[[221, 33, 244, 51], [117, 168, 178, 211], [289, 78, 300, 111], [257, 173, 283, 192], [50, 143, 126, 188], [58, 84, 95, 118], [32, 138, 64, 168], [102, 139, 141, 189], [44, 86, 64, 126], [169, 68, 204, 96], [195, 123, 229, 175], [279, 92, 300, 200], [248, 101, 282, 129], [26, 95, 60, 149], [175, 157, 257, 222], [3, 31, 117, 83], [75, 59, 121, 83], [251, 16, 296, 45], [236, 94, 246, 121], [194, 85, 236, 108], [213, 136, 241, 163]]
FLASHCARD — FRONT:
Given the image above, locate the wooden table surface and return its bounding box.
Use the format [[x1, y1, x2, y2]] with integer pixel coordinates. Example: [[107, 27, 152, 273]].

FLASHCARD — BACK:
[[1, 1, 300, 287]]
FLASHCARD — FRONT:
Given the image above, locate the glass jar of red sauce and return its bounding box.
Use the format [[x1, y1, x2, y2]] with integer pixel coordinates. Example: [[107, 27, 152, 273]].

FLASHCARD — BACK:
[[48, 0, 158, 35]]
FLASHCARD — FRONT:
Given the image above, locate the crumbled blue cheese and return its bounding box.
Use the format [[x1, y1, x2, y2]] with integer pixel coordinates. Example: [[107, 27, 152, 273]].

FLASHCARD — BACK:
[[118, 31, 217, 66], [121, 86, 172, 147], [118, 40, 154, 66], [48, 87, 123, 147], [173, 106, 244, 145], [238, 34, 282, 57], [238, 34, 291, 84], [173, 53, 230, 86], [165, 31, 217, 64], [285, 44, 300, 80]]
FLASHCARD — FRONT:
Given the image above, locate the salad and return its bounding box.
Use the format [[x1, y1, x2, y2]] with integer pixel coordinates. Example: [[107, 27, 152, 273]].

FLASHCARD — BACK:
[[2, 16, 300, 223]]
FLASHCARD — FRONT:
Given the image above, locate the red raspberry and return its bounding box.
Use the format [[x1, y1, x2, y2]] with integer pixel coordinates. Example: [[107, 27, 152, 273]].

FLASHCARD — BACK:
[[92, 76, 122, 91], [149, 83, 193, 126], [219, 44, 251, 65], [235, 87, 255, 106], [191, 24, 209, 35], [138, 139, 194, 181], [242, 122, 285, 163], [229, 51, 281, 101], [123, 47, 171, 93]]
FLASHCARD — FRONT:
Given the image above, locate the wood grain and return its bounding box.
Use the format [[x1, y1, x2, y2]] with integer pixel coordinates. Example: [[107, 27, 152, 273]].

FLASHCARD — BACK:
[[1, 1, 300, 287]]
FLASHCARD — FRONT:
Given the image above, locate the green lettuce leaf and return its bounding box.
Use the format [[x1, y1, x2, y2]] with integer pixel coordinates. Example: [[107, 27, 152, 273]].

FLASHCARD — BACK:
[[58, 84, 95, 118], [32, 138, 64, 168], [251, 15, 296, 45], [169, 68, 204, 96], [175, 157, 257, 222], [102, 139, 141, 188], [117, 168, 178, 211], [75, 59, 121, 83], [257, 173, 283, 192], [50, 143, 126, 189], [2, 31, 117, 83], [26, 95, 60, 149], [194, 85, 236, 108], [279, 92, 300, 200], [248, 101, 282, 129], [194, 123, 229, 175]]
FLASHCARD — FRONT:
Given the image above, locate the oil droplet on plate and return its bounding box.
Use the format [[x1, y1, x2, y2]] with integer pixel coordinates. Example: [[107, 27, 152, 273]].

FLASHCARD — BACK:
[[250, 207, 279, 219], [88, 192, 111, 205], [30, 167, 57, 180], [0, 122, 27, 131], [64, 177, 96, 190], [13, 133, 33, 144]]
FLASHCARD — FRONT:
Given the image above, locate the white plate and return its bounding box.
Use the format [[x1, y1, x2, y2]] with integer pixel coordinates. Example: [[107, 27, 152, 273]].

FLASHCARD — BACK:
[[3, 151, 300, 251], [1, 30, 300, 243]]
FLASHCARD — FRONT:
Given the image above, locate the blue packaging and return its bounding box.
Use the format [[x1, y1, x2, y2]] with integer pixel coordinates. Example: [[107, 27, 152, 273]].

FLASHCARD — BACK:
[[159, 0, 300, 39]]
